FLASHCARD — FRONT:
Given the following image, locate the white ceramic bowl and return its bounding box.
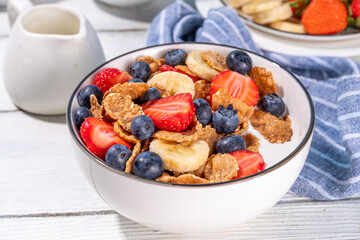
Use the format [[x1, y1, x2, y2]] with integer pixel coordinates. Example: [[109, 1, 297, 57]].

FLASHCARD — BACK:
[[67, 43, 314, 233]]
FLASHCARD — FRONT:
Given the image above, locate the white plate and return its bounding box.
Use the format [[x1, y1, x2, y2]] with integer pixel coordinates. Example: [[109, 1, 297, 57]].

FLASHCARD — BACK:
[[195, 0, 360, 62], [219, 0, 360, 42]]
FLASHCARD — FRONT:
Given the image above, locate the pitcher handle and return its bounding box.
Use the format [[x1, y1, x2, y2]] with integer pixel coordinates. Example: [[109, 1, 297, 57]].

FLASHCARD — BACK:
[[7, 0, 33, 27]]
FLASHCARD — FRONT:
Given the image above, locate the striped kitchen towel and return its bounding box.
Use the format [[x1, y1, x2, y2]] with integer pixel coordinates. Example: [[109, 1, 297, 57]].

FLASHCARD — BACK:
[[145, 0, 360, 200]]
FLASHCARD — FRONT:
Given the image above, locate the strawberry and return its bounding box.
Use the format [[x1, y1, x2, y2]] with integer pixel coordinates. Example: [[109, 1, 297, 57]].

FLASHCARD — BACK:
[[95, 68, 133, 93], [80, 117, 132, 159], [159, 64, 202, 82], [141, 93, 195, 132], [301, 0, 348, 35], [210, 70, 259, 107], [351, 0, 360, 19], [230, 150, 265, 179]]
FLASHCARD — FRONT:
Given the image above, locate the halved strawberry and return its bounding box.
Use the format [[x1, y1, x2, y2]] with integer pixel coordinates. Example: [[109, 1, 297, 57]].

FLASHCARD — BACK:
[[141, 93, 195, 132], [230, 150, 265, 179], [95, 68, 133, 93], [80, 117, 132, 159], [210, 70, 259, 107], [159, 64, 202, 82]]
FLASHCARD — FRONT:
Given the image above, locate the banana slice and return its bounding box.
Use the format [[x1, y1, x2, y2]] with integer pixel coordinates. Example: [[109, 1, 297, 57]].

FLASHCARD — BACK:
[[269, 21, 306, 34], [186, 51, 220, 82], [147, 71, 195, 98], [241, 0, 282, 14], [229, 0, 252, 8], [252, 3, 293, 25], [149, 139, 210, 173]]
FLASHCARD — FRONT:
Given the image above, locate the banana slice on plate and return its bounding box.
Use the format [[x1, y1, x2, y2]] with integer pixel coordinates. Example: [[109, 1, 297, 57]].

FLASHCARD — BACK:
[[186, 51, 220, 82], [269, 21, 306, 34], [147, 71, 195, 98], [252, 3, 293, 25], [149, 139, 210, 173], [241, 0, 282, 14]]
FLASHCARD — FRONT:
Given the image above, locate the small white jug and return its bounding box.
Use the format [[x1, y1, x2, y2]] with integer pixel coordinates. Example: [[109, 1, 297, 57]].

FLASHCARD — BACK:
[[3, 0, 105, 115]]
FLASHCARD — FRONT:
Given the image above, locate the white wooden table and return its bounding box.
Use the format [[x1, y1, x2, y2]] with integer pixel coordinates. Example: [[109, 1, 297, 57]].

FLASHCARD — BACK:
[[0, 1, 359, 239]]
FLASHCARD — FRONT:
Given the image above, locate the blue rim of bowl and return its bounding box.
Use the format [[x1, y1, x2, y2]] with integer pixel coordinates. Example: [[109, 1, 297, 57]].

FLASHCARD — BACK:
[[67, 42, 315, 188], [219, 0, 360, 39]]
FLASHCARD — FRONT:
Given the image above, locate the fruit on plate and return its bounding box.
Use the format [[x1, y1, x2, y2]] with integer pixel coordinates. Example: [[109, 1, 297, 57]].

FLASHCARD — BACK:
[[77, 85, 103, 109], [212, 105, 239, 134], [105, 144, 132, 171], [165, 49, 187, 67], [149, 139, 210, 173], [193, 98, 212, 125], [301, 0, 348, 35], [95, 68, 133, 93], [269, 21, 306, 33], [230, 150, 265, 179], [159, 64, 202, 82], [133, 151, 165, 180], [226, 50, 253, 75], [147, 71, 195, 98], [242, 0, 282, 14], [185, 51, 220, 82], [216, 135, 246, 154], [259, 93, 286, 117], [80, 117, 132, 159], [138, 87, 161, 104], [210, 70, 259, 107], [73, 107, 93, 130], [141, 93, 195, 132], [351, 0, 360, 19], [253, 3, 293, 24], [130, 115, 155, 140], [130, 61, 152, 81]]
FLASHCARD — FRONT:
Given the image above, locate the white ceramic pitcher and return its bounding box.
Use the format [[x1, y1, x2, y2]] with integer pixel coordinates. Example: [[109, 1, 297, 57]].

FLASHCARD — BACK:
[[3, 0, 105, 115]]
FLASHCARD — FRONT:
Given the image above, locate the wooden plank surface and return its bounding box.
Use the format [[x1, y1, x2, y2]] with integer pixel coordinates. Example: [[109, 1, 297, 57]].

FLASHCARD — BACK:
[[0, 0, 360, 239]]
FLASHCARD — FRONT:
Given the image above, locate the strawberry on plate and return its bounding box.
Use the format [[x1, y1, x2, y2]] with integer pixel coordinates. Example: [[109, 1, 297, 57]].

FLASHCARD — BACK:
[[95, 68, 133, 93], [230, 150, 265, 179], [210, 70, 259, 107], [351, 0, 360, 19], [301, 0, 348, 35], [159, 64, 202, 82], [80, 117, 132, 159], [141, 93, 195, 132]]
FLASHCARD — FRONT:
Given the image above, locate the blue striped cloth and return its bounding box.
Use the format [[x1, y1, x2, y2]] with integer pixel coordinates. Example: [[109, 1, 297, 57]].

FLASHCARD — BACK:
[[145, 0, 360, 200]]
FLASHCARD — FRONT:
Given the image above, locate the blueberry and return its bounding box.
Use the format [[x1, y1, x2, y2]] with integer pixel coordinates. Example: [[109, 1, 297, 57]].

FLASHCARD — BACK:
[[77, 85, 103, 109], [226, 50, 253, 75], [216, 135, 246, 154], [259, 93, 285, 118], [193, 98, 212, 125], [128, 78, 144, 84], [138, 88, 161, 104], [105, 144, 132, 171], [72, 107, 93, 130], [131, 115, 155, 140], [212, 105, 239, 134], [130, 61, 151, 81], [165, 49, 187, 67], [133, 151, 165, 180]]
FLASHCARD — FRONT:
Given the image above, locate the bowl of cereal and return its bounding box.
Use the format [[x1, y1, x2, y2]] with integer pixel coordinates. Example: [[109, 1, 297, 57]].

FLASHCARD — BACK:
[[67, 42, 314, 233]]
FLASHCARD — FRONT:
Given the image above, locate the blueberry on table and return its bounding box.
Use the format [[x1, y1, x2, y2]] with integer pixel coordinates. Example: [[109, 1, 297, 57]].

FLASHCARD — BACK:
[[193, 98, 212, 125], [133, 151, 165, 180], [212, 105, 239, 134], [72, 107, 93, 130], [216, 135, 246, 154], [130, 61, 151, 81], [138, 88, 161, 104], [77, 85, 103, 109], [226, 50, 253, 75], [128, 78, 144, 84], [165, 49, 187, 67], [131, 115, 155, 140], [259, 93, 285, 118], [105, 144, 132, 171]]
